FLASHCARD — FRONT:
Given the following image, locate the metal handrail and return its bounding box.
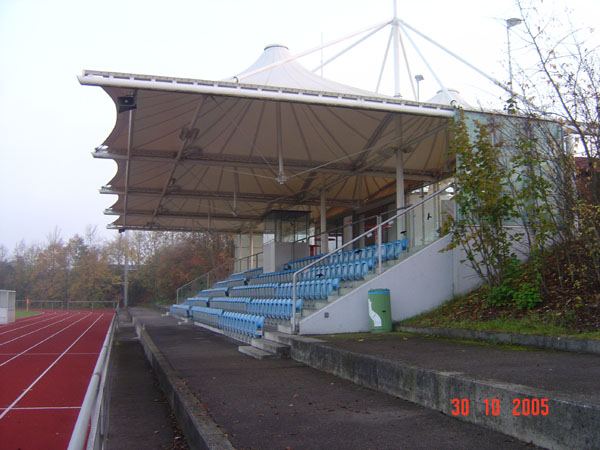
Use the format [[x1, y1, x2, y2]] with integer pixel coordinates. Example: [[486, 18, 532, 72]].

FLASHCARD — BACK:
[[287, 204, 412, 248], [175, 250, 264, 303], [290, 183, 453, 332]]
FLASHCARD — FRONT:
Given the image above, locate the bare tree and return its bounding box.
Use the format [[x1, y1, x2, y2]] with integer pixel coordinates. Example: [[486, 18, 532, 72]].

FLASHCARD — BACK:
[[515, 0, 600, 203]]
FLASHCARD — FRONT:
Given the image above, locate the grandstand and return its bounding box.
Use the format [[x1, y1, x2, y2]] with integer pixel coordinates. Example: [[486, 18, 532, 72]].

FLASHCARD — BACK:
[[79, 17, 564, 354]]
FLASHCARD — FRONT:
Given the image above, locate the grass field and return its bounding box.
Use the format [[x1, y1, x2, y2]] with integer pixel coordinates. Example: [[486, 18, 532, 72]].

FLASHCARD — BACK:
[[15, 310, 42, 319]]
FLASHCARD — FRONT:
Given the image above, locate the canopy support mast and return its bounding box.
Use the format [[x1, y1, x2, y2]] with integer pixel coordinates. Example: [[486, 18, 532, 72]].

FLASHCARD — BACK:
[[392, 0, 401, 97]]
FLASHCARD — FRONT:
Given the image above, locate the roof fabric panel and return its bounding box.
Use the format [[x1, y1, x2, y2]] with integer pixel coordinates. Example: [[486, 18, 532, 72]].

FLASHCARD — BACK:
[[84, 45, 457, 232]]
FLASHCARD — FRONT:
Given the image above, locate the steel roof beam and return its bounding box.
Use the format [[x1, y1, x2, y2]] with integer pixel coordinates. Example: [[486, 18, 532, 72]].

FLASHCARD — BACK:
[[93, 150, 436, 181], [105, 208, 262, 222], [107, 224, 251, 233], [100, 186, 356, 208]]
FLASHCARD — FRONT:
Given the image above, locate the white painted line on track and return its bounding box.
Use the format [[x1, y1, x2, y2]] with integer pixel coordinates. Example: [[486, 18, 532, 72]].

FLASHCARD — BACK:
[[0, 313, 93, 368], [0, 352, 98, 356], [0, 312, 49, 329], [0, 313, 81, 346], [0, 313, 106, 420], [0, 312, 62, 336], [0, 406, 81, 411]]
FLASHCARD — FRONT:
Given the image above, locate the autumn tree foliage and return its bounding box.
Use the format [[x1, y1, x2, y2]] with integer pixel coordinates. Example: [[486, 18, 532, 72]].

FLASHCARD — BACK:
[[0, 228, 234, 306]]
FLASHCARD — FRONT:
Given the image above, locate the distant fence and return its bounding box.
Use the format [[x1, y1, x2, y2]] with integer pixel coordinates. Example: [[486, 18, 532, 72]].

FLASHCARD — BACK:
[[16, 300, 118, 310]]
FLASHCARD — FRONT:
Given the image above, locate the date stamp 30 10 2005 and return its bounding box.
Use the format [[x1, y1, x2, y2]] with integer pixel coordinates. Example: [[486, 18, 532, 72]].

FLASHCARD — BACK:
[[450, 397, 550, 417]]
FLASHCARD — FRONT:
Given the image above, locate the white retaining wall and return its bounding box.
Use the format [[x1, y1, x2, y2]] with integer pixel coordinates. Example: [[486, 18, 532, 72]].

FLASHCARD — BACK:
[[299, 235, 482, 335]]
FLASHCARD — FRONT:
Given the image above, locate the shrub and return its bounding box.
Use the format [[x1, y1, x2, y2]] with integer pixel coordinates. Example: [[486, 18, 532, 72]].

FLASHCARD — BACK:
[[513, 282, 542, 309]]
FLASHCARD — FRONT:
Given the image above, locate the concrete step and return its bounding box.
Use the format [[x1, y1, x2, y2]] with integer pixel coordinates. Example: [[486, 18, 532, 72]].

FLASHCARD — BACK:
[[305, 300, 329, 309], [301, 307, 319, 318], [263, 330, 295, 345], [238, 345, 277, 360], [264, 330, 323, 346], [277, 323, 293, 334], [250, 338, 290, 358]]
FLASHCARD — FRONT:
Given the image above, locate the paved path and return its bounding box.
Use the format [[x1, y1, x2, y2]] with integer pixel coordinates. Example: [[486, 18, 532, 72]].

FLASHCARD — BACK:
[[108, 317, 187, 450], [130, 308, 535, 450], [321, 331, 600, 405]]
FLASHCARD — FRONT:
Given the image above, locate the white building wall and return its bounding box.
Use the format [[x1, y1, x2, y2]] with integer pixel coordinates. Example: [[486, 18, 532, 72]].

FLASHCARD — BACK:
[[299, 235, 484, 335]]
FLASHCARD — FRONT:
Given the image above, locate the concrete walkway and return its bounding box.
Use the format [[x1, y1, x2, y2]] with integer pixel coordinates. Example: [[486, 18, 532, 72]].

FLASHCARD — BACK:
[[108, 315, 188, 450], [129, 308, 534, 450], [321, 332, 600, 405]]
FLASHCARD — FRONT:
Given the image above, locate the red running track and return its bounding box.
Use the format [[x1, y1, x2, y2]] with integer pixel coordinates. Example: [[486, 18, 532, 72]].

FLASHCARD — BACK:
[[0, 310, 114, 450]]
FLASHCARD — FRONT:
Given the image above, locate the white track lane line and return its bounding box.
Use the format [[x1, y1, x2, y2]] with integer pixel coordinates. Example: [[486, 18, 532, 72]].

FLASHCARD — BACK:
[[0, 352, 97, 356], [0, 313, 92, 368], [0, 312, 50, 329], [0, 312, 66, 337], [0, 406, 81, 411], [0, 312, 63, 336], [0, 312, 80, 346], [0, 313, 106, 420]]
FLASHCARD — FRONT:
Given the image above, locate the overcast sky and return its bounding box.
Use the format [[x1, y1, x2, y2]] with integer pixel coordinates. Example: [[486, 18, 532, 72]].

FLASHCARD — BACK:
[[0, 0, 597, 252]]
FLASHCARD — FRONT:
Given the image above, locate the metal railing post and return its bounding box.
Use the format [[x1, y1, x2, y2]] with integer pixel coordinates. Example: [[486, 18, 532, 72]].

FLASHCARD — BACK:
[[291, 272, 297, 333], [286, 183, 453, 336], [377, 215, 383, 274]]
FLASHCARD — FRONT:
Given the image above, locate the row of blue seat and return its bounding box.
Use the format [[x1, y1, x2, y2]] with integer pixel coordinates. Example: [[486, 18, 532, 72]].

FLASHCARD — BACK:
[[227, 266, 264, 282], [299, 258, 375, 282], [209, 297, 251, 312], [190, 306, 222, 328], [285, 254, 324, 271], [249, 270, 294, 284], [277, 278, 340, 300], [246, 298, 303, 320], [219, 311, 264, 339], [244, 267, 264, 277], [229, 283, 278, 298], [197, 287, 229, 298], [170, 304, 190, 318], [213, 278, 246, 289], [185, 296, 210, 307], [229, 277, 341, 300]]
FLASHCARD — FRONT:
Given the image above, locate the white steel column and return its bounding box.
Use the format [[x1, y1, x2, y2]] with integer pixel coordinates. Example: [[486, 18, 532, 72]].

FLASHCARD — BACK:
[[358, 214, 365, 248], [249, 230, 254, 268], [395, 114, 406, 240], [392, 0, 401, 97], [320, 190, 328, 254], [396, 149, 406, 240], [123, 231, 129, 308]]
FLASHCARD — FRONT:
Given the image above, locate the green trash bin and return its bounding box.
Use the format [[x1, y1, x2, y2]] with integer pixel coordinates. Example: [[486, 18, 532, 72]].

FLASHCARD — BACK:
[[368, 289, 392, 333]]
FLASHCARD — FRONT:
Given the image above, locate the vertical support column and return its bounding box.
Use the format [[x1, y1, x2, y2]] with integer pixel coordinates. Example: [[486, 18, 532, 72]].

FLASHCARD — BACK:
[[433, 182, 440, 236], [343, 215, 353, 249], [123, 230, 129, 308], [396, 149, 406, 240], [392, 0, 401, 97], [421, 186, 425, 245], [237, 233, 243, 272], [377, 215, 383, 274], [249, 230, 254, 269], [395, 114, 406, 241], [320, 190, 328, 254], [358, 214, 365, 248]]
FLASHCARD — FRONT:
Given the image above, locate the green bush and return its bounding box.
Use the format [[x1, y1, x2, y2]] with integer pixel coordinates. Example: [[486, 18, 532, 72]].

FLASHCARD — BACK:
[[485, 258, 542, 310], [513, 282, 542, 309], [487, 284, 514, 306]]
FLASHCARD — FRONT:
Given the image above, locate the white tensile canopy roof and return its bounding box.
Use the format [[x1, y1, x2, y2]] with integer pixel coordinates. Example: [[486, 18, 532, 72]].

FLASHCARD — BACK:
[[80, 44, 457, 233]]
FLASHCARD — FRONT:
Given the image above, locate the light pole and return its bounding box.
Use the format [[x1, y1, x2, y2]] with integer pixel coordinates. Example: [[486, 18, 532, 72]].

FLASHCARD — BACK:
[[506, 17, 522, 110], [414, 74, 424, 101]]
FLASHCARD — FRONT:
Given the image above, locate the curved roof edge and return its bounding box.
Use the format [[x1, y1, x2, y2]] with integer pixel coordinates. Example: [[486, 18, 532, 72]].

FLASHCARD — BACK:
[[78, 70, 456, 118]]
